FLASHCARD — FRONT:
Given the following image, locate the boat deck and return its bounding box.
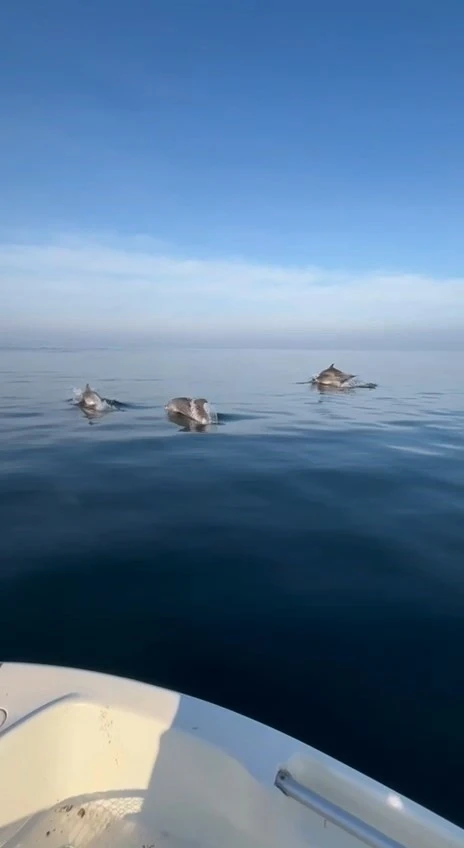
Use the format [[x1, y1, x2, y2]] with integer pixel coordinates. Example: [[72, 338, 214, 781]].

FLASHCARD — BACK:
[[0, 663, 462, 848]]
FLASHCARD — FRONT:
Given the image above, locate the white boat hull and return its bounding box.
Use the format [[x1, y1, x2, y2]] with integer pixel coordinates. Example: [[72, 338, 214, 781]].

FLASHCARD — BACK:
[[0, 663, 461, 848]]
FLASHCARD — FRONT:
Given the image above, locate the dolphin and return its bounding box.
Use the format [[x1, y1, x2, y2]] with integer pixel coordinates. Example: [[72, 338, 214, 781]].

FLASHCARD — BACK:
[[311, 363, 356, 388], [165, 397, 218, 425], [76, 383, 108, 412]]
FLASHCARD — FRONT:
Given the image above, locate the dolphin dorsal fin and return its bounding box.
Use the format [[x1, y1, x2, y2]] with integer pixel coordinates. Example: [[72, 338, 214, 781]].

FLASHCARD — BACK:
[[329, 363, 334, 369], [85, 383, 91, 391]]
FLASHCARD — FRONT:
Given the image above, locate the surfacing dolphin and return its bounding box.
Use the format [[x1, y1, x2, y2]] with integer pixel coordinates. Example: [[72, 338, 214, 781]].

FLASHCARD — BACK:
[[311, 363, 356, 388], [165, 397, 218, 426], [74, 383, 109, 413]]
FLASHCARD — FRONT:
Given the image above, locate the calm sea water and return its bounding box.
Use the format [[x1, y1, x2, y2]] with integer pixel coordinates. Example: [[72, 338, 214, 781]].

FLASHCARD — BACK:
[[1, 346, 463, 826]]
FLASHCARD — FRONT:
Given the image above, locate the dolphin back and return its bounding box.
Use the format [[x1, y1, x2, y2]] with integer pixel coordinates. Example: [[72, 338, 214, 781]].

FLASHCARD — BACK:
[[314, 364, 356, 386], [165, 397, 217, 425], [78, 383, 107, 411]]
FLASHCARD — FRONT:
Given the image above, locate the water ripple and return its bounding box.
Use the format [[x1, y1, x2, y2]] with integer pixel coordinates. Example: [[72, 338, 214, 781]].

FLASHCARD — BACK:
[[1, 346, 464, 826]]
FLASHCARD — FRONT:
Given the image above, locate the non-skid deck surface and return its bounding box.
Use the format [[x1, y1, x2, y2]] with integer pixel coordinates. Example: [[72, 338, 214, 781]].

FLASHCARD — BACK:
[[2, 795, 196, 848]]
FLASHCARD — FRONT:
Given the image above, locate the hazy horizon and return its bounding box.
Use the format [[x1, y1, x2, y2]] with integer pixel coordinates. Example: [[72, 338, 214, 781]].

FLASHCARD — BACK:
[[2, 326, 463, 352]]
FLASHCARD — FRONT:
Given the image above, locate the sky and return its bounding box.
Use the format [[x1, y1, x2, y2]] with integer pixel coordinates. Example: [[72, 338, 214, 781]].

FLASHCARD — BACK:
[[1, 0, 463, 347]]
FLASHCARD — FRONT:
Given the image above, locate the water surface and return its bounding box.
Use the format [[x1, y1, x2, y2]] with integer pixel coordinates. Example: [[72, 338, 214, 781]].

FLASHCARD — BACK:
[[1, 347, 463, 826]]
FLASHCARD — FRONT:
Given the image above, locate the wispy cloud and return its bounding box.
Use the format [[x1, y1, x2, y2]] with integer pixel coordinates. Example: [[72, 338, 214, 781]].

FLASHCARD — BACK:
[[1, 233, 463, 344]]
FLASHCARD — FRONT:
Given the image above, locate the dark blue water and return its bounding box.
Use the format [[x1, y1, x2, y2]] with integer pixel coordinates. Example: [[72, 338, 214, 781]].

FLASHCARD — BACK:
[[1, 347, 463, 826]]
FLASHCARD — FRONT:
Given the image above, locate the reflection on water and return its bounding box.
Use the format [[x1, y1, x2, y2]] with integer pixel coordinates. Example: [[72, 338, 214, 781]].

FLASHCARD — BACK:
[[166, 409, 216, 433], [309, 381, 378, 395]]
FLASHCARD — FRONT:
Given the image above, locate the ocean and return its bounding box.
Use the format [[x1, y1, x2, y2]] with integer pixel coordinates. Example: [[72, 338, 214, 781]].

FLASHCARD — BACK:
[[1, 346, 463, 827]]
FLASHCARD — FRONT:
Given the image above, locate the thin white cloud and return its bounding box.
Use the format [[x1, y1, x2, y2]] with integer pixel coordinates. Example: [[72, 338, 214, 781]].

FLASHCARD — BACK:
[[1, 233, 463, 339]]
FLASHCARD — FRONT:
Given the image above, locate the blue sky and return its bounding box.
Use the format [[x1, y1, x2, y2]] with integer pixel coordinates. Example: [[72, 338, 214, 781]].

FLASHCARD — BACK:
[[1, 0, 463, 346]]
